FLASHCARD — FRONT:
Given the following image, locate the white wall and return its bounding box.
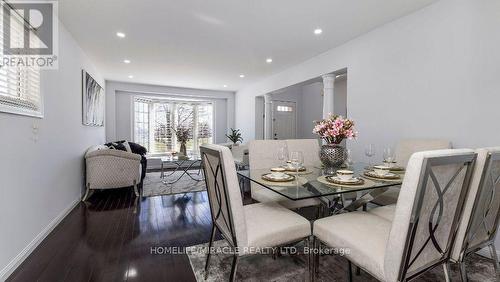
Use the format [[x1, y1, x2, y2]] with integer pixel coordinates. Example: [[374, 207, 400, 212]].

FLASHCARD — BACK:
[[106, 81, 235, 144], [235, 0, 500, 162], [300, 82, 323, 139], [0, 22, 104, 279]]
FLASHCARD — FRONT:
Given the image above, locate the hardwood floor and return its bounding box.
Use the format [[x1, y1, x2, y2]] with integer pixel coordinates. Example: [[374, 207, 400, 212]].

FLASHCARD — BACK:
[[7, 188, 225, 282]]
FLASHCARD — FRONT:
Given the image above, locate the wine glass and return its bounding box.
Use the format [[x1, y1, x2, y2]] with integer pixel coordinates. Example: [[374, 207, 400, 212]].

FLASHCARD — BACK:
[[277, 146, 289, 167], [344, 149, 354, 168], [383, 147, 396, 167], [289, 151, 304, 181], [365, 144, 376, 167]]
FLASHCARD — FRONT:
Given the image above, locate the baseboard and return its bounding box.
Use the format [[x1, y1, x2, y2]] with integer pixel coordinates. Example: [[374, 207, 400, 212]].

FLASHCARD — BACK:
[[0, 198, 80, 281]]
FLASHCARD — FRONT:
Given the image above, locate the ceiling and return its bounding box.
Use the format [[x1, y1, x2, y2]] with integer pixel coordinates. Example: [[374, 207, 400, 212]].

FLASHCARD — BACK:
[[59, 0, 437, 91]]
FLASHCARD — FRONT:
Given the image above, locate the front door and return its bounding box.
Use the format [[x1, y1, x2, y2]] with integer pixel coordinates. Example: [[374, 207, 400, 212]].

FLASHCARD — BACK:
[[272, 101, 296, 140]]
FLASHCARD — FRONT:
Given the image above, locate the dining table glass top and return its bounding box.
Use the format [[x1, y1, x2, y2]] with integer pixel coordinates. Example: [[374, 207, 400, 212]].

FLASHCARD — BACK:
[[237, 162, 404, 201]]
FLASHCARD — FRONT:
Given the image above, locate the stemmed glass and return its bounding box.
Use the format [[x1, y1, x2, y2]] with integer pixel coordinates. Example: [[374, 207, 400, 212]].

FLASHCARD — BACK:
[[344, 149, 354, 168], [277, 146, 289, 167], [289, 151, 304, 184], [383, 147, 396, 167], [365, 144, 376, 167]]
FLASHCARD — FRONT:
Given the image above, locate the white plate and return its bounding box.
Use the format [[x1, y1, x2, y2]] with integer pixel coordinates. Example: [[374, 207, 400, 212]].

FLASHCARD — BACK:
[[329, 176, 362, 183]]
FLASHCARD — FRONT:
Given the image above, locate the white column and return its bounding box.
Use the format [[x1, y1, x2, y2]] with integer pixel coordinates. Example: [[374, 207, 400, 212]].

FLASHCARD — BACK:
[[264, 93, 273, 140], [322, 74, 336, 118]]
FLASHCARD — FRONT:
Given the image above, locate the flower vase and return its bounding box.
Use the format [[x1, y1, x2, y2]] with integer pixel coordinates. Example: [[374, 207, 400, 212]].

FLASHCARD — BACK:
[[319, 144, 346, 175], [180, 142, 187, 156]]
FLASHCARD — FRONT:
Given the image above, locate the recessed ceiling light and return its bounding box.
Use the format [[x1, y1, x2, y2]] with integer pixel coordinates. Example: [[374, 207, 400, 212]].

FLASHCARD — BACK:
[[128, 75, 134, 79], [239, 74, 245, 78], [123, 59, 131, 64], [314, 28, 323, 35], [223, 85, 228, 88], [116, 32, 126, 38], [266, 58, 273, 63]]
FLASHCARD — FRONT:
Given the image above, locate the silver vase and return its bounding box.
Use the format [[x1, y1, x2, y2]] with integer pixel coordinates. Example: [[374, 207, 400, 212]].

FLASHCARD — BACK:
[[319, 144, 346, 174]]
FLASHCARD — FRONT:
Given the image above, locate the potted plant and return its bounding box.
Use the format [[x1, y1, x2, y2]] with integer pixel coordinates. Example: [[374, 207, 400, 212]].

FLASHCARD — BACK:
[[175, 125, 191, 156], [313, 114, 357, 173], [226, 128, 243, 147]]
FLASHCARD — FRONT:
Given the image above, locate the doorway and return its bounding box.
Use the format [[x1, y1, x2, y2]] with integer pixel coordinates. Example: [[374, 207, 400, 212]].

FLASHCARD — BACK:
[[272, 100, 297, 140]]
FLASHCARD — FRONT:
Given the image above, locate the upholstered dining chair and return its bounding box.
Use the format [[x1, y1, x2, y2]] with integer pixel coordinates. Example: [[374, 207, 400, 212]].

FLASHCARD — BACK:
[[200, 144, 312, 281], [248, 140, 320, 209], [285, 139, 322, 167], [449, 147, 500, 281], [312, 149, 476, 282], [373, 139, 451, 206]]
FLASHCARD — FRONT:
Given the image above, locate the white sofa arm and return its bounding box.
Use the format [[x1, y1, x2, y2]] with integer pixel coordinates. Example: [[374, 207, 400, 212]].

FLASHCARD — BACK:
[[85, 149, 141, 189]]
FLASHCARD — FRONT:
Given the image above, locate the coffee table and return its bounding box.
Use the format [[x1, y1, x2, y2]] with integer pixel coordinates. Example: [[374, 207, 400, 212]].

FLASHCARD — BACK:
[[160, 154, 203, 184]]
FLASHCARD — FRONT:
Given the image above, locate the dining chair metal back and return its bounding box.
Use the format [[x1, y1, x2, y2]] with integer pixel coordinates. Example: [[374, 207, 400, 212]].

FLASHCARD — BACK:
[[451, 147, 500, 280], [200, 144, 247, 250], [385, 149, 476, 282]]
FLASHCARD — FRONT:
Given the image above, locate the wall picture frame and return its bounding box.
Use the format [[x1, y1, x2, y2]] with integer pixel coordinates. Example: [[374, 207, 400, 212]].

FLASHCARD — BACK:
[[82, 70, 104, 126]]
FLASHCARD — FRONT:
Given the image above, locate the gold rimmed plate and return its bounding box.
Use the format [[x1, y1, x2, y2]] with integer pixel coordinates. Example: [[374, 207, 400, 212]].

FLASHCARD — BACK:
[[282, 166, 307, 172], [365, 165, 405, 172], [261, 173, 295, 182], [326, 176, 365, 186], [364, 171, 401, 180]]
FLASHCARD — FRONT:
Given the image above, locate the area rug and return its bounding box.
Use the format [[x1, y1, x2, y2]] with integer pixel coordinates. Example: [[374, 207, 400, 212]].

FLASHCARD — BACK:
[[187, 240, 496, 282], [142, 171, 206, 197]]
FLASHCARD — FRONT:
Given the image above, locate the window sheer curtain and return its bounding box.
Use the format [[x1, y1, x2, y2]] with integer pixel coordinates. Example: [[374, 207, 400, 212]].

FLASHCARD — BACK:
[[133, 97, 214, 154]]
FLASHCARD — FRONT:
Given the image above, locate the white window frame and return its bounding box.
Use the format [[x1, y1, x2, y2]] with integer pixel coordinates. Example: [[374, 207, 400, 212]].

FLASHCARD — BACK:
[[131, 95, 216, 155], [0, 3, 43, 118]]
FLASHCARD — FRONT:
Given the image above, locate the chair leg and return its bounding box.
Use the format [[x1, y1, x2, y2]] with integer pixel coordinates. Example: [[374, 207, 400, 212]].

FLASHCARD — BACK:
[[82, 183, 91, 201], [347, 260, 353, 282], [229, 254, 239, 282], [459, 261, 468, 282], [355, 266, 361, 275], [204, 224, 216, 279], [488, 244, 500, 277], [305, 237, 311, 282], [314, 238, 320, 275], [443, 262, 452, 282], [133, 181, 140, 197]]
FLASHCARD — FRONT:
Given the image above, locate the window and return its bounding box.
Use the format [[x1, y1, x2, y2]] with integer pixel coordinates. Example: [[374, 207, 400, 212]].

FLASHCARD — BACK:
[[0, 4, 42, 117], [277, 105, 293, 112], [133, 97, 214, 154]]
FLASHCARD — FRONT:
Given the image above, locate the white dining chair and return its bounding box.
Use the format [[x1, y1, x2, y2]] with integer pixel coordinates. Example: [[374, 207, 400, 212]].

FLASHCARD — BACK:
[[312, 149, 476, 282], [449, 147, 500, 281], [373, 139, 451, 206], [285, 139, 322, 167], [248, 140, 321, 209], [200, 144, 312, 281]]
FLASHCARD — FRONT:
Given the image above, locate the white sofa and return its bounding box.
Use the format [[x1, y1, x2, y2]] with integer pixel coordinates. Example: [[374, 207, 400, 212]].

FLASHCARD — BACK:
[[83, 146, 142, 201]]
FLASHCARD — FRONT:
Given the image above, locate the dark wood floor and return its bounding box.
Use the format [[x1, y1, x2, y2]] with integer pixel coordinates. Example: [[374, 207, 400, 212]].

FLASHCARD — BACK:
[[7, 188, 226, 282]]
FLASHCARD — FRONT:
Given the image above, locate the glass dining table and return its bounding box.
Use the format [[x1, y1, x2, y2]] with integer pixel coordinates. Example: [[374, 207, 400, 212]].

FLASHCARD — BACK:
[[237, 163, 404, 213]]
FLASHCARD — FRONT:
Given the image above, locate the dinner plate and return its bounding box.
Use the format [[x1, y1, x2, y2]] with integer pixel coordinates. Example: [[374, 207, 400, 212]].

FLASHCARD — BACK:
[[365, 165, 405, 172], [326, 176, 365, 185], [282, 166, 307, 172], [364, 171, 400, 180], [261, 173, 295, 182]]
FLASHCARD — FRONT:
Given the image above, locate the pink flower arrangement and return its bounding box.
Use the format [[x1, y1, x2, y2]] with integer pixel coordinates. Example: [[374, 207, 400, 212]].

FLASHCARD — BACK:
[[312, 114, 357, 144]]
